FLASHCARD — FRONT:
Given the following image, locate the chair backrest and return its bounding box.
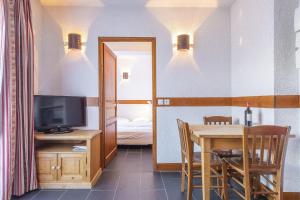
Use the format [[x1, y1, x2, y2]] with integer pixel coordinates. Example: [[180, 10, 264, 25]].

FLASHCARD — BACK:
[[176, 119, 193, 163], [204, 116, 232, 125], [242, 125, 291, 172]]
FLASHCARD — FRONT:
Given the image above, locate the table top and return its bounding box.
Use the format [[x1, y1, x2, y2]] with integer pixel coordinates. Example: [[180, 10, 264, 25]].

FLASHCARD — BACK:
[[190, 125, 296, 139], [35, 130, 102, 140], [190, 125, 244, 138]]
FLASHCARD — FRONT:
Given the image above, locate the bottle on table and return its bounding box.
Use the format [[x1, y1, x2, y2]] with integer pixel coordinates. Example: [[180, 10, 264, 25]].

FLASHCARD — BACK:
[[244, 102, 252, 126]]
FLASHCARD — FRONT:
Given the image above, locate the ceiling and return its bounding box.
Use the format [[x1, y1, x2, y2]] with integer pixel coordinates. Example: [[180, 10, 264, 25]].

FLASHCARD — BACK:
[[40, 0, 236, 7]]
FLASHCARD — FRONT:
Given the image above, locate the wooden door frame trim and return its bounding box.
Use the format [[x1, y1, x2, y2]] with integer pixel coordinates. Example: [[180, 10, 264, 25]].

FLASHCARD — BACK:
[[98, 37, 157, 170]]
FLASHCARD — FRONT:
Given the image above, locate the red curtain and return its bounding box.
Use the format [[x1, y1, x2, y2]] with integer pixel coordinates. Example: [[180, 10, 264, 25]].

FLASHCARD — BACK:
[[1, 0, 37, 199]]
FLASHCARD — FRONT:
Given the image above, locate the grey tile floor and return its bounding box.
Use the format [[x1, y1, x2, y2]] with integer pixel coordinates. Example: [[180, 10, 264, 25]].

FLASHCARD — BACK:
[[12, 146, 240, 200]]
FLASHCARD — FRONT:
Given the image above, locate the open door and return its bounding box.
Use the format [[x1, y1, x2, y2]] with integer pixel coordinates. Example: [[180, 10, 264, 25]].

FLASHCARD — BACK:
[[101, 44, 117, 166]]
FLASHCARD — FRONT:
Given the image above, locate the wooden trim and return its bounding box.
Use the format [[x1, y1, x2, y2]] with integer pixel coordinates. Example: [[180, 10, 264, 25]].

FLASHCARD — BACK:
[[232, 96, 275, 108], [275, 95, 300, 108], [156, 96, 300, 108], [104, 146, 117, 166], [86, 97, 99, 107], [117, 100, 152, 104], [156, 163, 181, 171], [283, 192, 300, 200], [98, 37, 157, 170], [157, 97, 231, 107]]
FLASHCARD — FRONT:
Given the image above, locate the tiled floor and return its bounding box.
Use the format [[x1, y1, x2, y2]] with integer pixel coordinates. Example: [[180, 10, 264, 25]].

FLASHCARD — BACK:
[[12, 146, 239, 200]]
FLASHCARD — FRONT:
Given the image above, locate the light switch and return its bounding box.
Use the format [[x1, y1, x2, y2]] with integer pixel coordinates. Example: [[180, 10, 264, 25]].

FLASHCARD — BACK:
[[164, 99, 170, 105], [158, 99, 164, 105]]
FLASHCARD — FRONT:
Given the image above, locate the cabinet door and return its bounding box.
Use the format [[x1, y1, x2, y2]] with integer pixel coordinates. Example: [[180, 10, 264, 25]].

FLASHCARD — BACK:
[[57, 153, 86, 182], [36, 153, 57, 182]]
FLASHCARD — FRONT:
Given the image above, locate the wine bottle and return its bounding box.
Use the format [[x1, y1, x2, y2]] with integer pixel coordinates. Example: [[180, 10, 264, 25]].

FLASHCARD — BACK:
[[244, 102, 252, 126]]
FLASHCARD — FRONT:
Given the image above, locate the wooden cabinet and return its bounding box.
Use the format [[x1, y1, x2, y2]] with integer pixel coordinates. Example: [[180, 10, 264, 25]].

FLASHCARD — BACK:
[[37, 152, 87, 183], [57, 153, 87, 182], [36, 153, 57, 182], [35, 130, 102, 189]]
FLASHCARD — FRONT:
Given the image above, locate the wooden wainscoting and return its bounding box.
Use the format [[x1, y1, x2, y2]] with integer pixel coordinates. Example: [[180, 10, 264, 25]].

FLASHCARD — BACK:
[[274, 95, 300, 108], [156, 163, 181, 171], [231, 96, 274, 108], [283, 192, 300, 200], [156, 97, 231, 107], [86, 97, 99, 107], [156, 95, 300, 108]]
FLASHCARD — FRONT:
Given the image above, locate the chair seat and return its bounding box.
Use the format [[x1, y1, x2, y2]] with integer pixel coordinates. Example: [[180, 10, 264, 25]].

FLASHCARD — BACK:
[[213, 149, 242, 158], [224, 158, 278, 174]]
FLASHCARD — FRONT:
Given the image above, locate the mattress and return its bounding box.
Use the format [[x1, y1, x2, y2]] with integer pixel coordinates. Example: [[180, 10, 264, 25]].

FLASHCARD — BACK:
[[117, 121, 152, 145]]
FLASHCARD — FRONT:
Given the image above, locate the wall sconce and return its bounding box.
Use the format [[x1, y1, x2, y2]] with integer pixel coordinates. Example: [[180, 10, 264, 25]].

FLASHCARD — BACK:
[[122, 72, 129, 80], [177, 34, 190, 51], [68, 33, 81, 50], [294, 7, 300, 69]]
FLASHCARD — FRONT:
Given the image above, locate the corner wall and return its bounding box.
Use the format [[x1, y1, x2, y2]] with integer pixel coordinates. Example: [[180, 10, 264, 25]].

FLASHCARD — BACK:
[[274, 0, 300, 191], [231, 0, 300, 192]]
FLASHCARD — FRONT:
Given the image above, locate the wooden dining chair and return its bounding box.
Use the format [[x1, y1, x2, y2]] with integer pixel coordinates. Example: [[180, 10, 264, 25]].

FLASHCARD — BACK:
[[204, 116, 232, 125], [204, 116, 241, 159], [176, 119, 229, 200], [223, 125, 291, 200]]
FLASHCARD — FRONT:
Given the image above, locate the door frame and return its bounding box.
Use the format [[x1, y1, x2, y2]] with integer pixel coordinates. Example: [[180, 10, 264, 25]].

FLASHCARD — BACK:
[[98, 37, 157, 170]]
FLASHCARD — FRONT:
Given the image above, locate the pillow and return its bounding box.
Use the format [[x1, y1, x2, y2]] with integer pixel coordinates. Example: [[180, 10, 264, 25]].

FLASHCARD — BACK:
[[132, 117, 151, 123], [117, 117, 130, 123]]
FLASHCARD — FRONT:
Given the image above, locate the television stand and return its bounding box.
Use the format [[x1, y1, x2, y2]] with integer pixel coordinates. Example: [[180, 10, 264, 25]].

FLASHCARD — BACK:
[[44, 127, 73, 134], [35, 130, 102, 189]]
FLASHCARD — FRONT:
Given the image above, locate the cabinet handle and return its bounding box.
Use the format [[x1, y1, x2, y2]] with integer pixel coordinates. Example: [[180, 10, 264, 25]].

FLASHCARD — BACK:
[[56, 166, 61, 170], [51, 166, 56, 170]]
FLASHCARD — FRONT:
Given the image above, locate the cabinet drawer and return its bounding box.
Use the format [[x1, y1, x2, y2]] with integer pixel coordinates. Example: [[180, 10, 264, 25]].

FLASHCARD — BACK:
[[57, 153, 87, 182], [36, 153, 57, 182]]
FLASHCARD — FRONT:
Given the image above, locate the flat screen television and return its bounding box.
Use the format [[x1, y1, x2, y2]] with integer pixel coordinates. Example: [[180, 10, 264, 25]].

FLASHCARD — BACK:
[[34, 95, 86, 133]]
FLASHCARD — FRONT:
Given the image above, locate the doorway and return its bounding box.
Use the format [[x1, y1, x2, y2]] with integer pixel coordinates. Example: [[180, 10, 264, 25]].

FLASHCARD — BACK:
[[98, 37, 157, 170]]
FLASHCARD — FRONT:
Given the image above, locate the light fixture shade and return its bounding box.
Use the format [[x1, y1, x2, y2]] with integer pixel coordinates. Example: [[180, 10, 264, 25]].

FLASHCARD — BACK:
[[177, 34, 190, 50], [68, 33, 81, 49]]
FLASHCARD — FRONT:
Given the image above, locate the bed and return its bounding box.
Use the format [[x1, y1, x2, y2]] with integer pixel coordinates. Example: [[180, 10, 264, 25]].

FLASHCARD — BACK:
[[117, 117, 153, 145]]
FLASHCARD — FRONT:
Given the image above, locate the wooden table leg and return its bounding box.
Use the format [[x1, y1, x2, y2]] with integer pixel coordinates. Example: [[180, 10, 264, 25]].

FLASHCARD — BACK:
[[201, 138, 211, 200]]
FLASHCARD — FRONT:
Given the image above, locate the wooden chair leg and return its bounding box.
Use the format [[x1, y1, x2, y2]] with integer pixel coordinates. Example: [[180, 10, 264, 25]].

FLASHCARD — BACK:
[[244, 174, 251, 200], [181, 163, 185, 192], [222, 163, 229, 200], [275, 172, 283, 200], [187, 167, 193, 200]]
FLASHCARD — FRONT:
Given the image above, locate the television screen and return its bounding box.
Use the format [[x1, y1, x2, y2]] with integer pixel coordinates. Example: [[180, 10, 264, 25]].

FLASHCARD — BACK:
[[34, 95, 86, 131]]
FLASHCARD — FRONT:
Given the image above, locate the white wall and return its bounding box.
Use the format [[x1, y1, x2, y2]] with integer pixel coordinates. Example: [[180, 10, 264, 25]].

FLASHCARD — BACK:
[[231, 0, 274, 97], [35, 6, 232, 163], [31, 0, 43, 94], [116, 52, 152, 100], [115, 51, 153, 120], [230, 0, 275, 126], [274, 0, 300, 191], [231, 0, 300, 191]]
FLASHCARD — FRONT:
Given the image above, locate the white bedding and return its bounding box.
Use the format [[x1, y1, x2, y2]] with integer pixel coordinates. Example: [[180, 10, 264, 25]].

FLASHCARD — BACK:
[[117, 120, 152, 145]]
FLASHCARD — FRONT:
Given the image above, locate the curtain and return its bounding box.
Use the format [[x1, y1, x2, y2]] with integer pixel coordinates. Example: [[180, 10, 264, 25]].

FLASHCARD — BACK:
[[1, 0, 37, 199]]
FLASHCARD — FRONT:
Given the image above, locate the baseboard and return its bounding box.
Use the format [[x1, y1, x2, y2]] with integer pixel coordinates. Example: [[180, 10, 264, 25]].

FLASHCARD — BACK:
[[91, 168, 102, 187], [105, 147, 117, 166], [156, 163, 181, 171], [283, 192, 300, 200]]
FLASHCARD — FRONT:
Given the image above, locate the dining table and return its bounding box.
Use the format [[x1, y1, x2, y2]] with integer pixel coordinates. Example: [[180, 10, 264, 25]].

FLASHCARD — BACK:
[[189, 124, 295, 200]]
